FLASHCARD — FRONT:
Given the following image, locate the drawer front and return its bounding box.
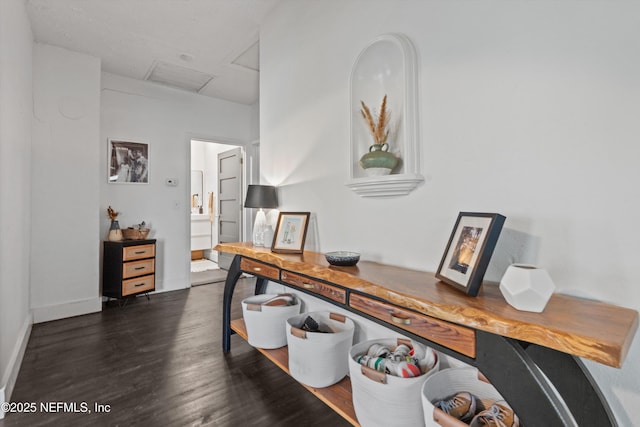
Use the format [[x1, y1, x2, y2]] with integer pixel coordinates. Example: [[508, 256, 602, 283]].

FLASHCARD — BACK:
[[123, 259, 155, 279], [240, 258, 280, 280], [191, 220, 212, 237], [350, 294, 476, 357], [281, 271, 347, 304], [123, 244, 155, 261], [191, 235, 211, 251], [122, 274, 155, 296]]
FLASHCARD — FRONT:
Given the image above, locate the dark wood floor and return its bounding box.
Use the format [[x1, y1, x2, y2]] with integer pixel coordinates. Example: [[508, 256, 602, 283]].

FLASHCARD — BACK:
[[1, 279, 351, 426]]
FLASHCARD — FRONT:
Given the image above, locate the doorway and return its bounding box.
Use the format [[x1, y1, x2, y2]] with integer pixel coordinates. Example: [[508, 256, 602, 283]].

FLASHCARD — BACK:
[[190, 139, 245, 286]]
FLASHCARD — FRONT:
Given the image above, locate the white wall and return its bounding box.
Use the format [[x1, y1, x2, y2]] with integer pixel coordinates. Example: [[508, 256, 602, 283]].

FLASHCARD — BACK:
[[101, 73, 255, 292], [0, 0, 33, 413], [249, 101, 260, 142], [260, 0, 640, 424], [30, 44, 102, 323]]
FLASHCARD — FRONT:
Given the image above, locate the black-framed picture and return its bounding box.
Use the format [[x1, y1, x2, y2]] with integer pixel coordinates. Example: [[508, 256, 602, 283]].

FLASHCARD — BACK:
[[108, 139, 149, 184], [435, 212, 506, 296], [271, 212, 310, 254]]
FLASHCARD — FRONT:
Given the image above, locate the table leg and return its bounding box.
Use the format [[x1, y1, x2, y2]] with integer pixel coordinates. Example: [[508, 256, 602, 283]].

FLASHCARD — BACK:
[[476, 331, 577, 426], [222, 255, 243, 353], [525, 344, 617, 427], [254, 277, 268, 295]]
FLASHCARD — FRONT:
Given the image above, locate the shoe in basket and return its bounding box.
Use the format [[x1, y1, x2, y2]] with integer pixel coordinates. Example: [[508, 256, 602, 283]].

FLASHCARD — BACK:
[[470, 401, 519, 427], [432, 391, 478, 423]]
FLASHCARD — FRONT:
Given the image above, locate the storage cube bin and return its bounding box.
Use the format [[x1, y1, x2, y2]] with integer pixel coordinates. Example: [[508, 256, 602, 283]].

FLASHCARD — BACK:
[[348, 338, 440, 427], [286, 311, 355, 388], [421, 367, 508, 427], [241, 294, 300, 349]]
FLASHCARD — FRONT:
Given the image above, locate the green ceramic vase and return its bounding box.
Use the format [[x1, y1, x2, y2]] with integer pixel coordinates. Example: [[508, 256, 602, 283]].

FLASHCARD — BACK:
[[359, 143, 398, 175]]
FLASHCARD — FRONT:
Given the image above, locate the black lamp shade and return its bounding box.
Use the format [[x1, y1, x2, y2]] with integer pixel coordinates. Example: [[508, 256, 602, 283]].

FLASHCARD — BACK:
[[244, 185, 278, 209]]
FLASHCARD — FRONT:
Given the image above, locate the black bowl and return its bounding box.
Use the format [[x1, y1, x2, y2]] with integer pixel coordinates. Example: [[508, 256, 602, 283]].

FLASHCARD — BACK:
[[325, 251, 360, 266]]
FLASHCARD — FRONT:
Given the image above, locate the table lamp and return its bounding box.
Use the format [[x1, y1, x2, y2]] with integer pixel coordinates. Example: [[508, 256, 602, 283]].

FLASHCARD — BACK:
[[244, 185, 278, 246]]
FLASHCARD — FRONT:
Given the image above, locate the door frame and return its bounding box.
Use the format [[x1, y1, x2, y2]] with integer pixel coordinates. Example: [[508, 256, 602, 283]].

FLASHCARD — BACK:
[[187, 135, 258, 276]]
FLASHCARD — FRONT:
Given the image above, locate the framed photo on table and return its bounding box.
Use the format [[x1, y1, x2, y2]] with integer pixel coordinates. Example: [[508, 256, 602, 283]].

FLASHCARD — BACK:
[[271, 212, 310, 254], [108, 139, 149, 184], [435, 212, 506, 296]]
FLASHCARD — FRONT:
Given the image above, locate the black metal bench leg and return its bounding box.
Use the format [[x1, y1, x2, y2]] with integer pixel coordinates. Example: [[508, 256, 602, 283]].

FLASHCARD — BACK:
[[254, 277, 268, 295], [525, 344, 617, 427], [475, 331, 577, 427], [222, 255, 243, 353]]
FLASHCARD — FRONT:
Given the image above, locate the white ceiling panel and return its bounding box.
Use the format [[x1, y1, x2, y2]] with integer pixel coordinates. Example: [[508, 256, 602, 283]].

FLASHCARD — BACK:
[[26, 0, 281, 105]]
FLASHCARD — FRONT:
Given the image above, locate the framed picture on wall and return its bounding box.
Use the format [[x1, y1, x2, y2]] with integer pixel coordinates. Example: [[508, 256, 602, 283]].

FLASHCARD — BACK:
[[435, 212, 506, 296], [271, 212, 310, 254], [108, 139, 149, 184]]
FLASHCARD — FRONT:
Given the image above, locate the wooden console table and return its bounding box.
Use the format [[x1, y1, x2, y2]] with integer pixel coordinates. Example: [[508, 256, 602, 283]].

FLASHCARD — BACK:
[[216, 242, 638, 427]]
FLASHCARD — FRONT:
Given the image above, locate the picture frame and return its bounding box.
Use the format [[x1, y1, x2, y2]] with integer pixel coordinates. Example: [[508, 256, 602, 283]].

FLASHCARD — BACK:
[[435, 212, 506, 296], [271, 212, 311, 254], [108, 139, 149, 184]]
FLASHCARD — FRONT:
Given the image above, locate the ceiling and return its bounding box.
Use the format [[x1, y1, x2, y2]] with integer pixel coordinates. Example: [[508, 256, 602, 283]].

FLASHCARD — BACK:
[[26, 0, 282, 105]]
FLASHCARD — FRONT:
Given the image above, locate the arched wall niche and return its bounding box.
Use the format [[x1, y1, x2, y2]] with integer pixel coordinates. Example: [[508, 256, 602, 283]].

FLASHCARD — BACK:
[[347, 33, 424, 197]]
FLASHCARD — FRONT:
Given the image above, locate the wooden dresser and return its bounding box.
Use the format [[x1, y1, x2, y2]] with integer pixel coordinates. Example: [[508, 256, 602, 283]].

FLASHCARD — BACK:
[[216, 242, 638, 427], [103, 239, 156, 299]]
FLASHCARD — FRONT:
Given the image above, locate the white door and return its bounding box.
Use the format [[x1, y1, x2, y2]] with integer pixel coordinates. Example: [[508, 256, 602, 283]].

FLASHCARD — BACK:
[[217, 147, 243, 270]]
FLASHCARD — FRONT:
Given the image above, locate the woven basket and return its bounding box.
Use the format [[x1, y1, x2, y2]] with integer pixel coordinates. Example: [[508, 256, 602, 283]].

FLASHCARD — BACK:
[[122, 228, 150, 240], [242, 294, 300, 349], [422, 367, 508, 427], [286, 311, 355, 388], [349, 338, 440, 427]]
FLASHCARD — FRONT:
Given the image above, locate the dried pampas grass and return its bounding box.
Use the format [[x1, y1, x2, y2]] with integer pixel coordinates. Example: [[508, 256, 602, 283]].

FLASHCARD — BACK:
[[360, 95, 390, 145], [107, 206, 119, 221]]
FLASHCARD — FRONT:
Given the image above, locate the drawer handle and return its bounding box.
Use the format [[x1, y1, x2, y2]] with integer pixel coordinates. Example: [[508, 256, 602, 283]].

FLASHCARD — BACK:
[[134, 266, 145, 270], [134, 251, 146, 254], [253, 267, 262, 272], [134, 283, 146, 287], [302, 283, 315, 289], [391, 313, 411, 325]]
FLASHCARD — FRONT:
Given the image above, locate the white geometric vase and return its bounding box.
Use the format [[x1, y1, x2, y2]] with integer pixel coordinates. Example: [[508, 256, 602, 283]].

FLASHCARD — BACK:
[[499, 264, 555, 313]]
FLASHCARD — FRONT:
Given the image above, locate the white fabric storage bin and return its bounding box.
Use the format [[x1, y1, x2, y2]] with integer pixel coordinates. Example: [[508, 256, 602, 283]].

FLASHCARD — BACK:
[[438, 353, 472, 370], [286, 311, 355, 388], [348, 338, 440, 427], [242, 294, 300, 349], [421, 367, 507, 427]]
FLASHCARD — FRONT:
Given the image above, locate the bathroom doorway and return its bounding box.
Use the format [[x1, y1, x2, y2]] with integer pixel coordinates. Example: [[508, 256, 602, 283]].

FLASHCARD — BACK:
[[190, 139, 245, 286]]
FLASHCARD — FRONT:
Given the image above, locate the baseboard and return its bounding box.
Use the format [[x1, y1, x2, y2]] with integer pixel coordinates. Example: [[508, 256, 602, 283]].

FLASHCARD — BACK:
[[203, 249, 217, 262], [99, 280, 190, 303], [156, 277, 191, 293], [0, 314, 33, 419], [32, 297, 102, 324]]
